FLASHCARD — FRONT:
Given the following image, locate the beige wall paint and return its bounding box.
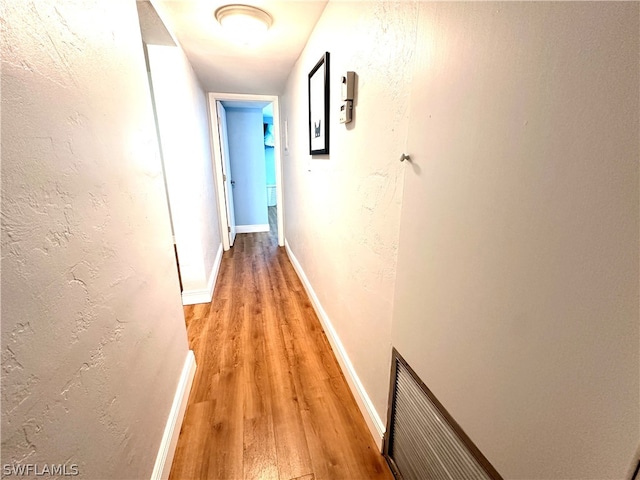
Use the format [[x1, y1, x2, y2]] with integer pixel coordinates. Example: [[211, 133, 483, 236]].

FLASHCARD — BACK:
[[281, 1, 418, 425], [393, 3, 639, 478], [283, 1, 639, 478], [147, 44, 222, 298], [1, 1, 189, 477]]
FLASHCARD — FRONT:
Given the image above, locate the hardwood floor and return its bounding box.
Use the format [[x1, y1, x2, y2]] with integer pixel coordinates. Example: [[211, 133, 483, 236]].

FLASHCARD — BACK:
[[169, 215, 393, 480]]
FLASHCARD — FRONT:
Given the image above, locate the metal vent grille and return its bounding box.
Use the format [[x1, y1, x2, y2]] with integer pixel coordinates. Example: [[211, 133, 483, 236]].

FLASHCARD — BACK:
[[384, 349, 502, 480]]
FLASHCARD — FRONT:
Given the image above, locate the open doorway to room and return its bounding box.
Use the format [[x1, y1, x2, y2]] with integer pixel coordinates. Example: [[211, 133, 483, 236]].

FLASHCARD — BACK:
[[263, 103, 278, 239], [209, 93, 284, 250]]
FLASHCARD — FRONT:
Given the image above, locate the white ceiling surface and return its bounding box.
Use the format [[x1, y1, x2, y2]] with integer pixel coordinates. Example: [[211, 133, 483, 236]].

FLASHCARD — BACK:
[[154, 0, 328, 95]]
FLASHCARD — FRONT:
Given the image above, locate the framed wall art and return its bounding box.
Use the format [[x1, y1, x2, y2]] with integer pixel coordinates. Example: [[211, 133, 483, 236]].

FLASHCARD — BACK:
[[308, 52, 330, 155]]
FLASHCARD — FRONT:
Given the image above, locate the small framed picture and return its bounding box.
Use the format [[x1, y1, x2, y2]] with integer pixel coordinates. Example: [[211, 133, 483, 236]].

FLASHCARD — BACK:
[[308, 52, 330, 155]]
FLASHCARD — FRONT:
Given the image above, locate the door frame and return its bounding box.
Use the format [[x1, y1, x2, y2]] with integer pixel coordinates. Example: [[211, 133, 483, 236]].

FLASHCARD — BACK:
[[207, 92, 284, 250]]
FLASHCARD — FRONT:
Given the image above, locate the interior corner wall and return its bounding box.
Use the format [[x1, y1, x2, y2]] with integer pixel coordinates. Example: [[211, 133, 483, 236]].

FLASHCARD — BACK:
[[280, 1, 418, 428], [225, 107, 269, 227], [282, 1, 639, 478], [146, 44, 221, 299], [1, 1, 189, 478]]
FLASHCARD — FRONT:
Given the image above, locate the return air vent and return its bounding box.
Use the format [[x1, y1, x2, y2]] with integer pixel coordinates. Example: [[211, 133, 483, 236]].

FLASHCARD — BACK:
[[384, 349, 502, 480]]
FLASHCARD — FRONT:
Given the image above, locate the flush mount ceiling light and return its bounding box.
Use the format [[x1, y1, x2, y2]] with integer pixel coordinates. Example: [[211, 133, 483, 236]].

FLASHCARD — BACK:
[[214, 4, 273, 46]]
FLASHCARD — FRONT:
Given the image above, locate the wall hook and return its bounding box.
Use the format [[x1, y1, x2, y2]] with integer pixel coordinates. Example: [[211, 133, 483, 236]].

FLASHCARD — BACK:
[[400, 153, 411, 162]]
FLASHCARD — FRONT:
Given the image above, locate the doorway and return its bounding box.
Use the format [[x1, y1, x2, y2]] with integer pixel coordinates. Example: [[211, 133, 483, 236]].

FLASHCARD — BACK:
[[208, 93, 284, 250]]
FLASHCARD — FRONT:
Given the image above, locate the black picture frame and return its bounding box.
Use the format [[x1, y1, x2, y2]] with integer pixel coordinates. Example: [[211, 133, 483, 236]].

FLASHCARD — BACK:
[[308, 52, 330, 155]]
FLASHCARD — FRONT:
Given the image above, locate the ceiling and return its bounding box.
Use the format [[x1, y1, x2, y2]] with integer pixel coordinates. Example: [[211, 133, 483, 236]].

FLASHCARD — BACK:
[[152, 0, 328, 95]]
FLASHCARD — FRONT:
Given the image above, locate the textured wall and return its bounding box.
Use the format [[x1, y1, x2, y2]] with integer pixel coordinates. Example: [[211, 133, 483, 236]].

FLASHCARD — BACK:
[[392, 3, 639, 478], [1, 1, 189, 477], [281, 1, 418, 423], [283, 1, 639, 478], [147, 44, 222, 295], [225, 108, 269, 227]]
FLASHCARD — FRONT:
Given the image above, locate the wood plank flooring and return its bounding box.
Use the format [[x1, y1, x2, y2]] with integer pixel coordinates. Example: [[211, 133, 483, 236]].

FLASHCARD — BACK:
[[169, 209, 393, 480]]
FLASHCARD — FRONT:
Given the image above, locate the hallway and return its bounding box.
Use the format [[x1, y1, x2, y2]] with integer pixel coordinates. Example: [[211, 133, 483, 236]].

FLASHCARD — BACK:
[[169, 223, 393, 480]]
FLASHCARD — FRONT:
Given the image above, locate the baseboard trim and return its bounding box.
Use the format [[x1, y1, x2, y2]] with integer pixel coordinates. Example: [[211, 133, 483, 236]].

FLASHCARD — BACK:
[[181, 243, 223, 305], [284, 239, 386, 450], [150, 350, 196, 480], [235, 224, 270, 233]]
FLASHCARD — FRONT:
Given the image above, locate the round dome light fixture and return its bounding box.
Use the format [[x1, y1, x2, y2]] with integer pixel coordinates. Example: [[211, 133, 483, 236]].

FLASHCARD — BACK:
[[214, 4, 273, 46]]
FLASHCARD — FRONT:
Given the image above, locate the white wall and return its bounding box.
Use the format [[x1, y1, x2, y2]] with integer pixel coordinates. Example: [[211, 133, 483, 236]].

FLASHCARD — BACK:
[[392, 3, 639, 478], [281, 1, 418, 435], [282, 1, 639, 478], [225, 107, 269, 227], [147, 45, 222, 303], [1, 1, 189, 478]]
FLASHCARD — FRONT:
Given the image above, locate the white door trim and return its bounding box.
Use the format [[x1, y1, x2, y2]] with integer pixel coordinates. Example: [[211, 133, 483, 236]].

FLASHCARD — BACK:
[[215, 101, 236, 247], [207, 92, 284, 249]]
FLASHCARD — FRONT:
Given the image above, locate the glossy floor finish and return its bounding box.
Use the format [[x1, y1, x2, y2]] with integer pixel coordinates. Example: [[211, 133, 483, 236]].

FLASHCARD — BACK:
[[169, 208, 393, 480]]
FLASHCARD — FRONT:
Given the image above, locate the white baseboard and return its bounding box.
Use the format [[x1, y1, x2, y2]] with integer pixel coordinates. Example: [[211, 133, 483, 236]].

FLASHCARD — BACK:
[[150, 350, 196, 480], [235, 224, 270, 233], [182, 243, 223, 305], [284, 239, 386, 450]]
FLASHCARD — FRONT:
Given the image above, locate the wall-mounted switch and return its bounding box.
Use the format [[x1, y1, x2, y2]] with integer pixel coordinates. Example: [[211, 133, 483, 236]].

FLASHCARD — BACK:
[[341, 72, 355, 101]]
